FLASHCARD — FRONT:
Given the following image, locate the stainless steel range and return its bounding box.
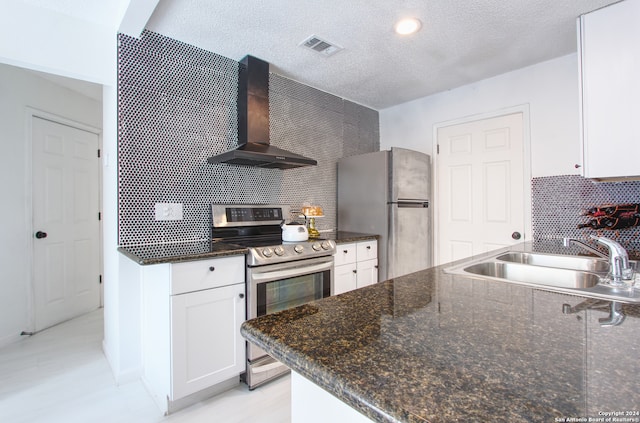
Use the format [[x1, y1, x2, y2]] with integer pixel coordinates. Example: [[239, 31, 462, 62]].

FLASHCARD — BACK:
[[211, 204, 336, 389]]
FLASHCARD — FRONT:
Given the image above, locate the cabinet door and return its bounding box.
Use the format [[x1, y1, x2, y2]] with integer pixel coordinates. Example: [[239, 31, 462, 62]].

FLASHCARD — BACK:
[[170, 283, 246, 400], [333, 263, 357, 295], [356, 259, 378, 289], [580, 0, 640, 178]]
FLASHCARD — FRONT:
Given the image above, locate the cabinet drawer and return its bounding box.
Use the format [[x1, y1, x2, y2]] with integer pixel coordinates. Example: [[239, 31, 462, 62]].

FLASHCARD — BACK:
[[334, 243, 357, 266], [171, 255, 245, 295], [357, 240, 377, 261]]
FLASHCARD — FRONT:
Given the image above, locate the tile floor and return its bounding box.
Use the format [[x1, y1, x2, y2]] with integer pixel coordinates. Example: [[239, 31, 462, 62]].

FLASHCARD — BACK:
[[0, 309, 291, 423]]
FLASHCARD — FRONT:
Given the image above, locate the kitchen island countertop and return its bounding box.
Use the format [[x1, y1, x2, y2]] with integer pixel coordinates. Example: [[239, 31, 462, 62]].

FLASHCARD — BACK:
[[241, 242, 640, 422]]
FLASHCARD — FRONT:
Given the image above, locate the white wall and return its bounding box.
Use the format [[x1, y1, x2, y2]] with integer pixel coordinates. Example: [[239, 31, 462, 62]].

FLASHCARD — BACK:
[[380, 54, 582, 178], [0, 1, 116, 85], [0, 3, 131, 382], [0, 64, 102, 346]]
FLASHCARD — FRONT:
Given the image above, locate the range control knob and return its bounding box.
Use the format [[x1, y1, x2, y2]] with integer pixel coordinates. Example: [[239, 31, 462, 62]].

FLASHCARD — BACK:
[[274, 246, 285, 256], [321, 241, 330, 250], [312, 242, 321, 251], [262, 248, 273, 258], [294, 245, 304, 254]]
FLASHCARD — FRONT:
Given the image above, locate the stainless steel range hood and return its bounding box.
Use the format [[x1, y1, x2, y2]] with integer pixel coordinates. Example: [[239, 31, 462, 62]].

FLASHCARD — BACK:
[[208, 55, 317, 169]]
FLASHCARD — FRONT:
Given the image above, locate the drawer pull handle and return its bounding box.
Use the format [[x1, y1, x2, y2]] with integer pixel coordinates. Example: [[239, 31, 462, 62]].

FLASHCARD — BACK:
[[239, 293, 245, 299], [343, 250, 348, 254], [352, 269, 357, 274], [366, 246, 371, 250], [209, 266, 215, 272]]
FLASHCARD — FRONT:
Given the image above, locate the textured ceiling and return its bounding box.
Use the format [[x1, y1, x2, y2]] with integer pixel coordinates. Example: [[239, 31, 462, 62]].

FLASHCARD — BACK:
[[18, 0, 621, 110], [145, 0, 620, 110]]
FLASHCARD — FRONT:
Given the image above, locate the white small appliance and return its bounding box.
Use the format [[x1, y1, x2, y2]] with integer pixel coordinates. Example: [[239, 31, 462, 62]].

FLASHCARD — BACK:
[[281, 221, 309, 242]]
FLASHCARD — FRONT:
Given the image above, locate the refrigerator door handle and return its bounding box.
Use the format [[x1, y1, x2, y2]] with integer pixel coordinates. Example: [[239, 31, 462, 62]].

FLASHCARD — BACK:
[[395, 201, 429, 208], [388, 202, 432, 279]]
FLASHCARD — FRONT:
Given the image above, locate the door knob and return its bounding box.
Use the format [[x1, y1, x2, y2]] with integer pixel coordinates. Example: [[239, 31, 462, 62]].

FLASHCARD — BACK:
[[35, 231, 47, 239], [511, 231, 522, 240]]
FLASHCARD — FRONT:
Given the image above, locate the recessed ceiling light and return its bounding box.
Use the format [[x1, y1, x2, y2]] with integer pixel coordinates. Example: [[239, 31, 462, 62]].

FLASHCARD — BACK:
[[394, 18, 422, 35]]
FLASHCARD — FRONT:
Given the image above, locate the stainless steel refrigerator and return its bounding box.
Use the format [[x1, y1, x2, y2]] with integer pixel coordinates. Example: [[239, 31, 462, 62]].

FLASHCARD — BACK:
[[337, 147, 432, 280]]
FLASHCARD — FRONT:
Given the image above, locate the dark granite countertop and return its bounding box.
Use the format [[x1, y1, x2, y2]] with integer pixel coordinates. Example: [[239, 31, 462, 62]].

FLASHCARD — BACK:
[[241, 241, 640, 423], [118, 241, 247, 265], [118, 231, 378, 265], [321, 231, 380, 244]]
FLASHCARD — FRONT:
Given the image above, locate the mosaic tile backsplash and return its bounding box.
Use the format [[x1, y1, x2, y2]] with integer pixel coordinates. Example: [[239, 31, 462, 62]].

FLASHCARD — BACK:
[[117, 31, 379, 246], [532, 175, 640, 253]]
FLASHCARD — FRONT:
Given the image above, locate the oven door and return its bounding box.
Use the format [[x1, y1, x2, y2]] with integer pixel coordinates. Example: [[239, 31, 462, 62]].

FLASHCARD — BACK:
[[247, 255, 333, 361]]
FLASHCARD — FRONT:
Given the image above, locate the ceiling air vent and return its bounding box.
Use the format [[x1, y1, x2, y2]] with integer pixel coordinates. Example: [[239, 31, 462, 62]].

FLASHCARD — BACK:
[[299, 35, 343, 57]]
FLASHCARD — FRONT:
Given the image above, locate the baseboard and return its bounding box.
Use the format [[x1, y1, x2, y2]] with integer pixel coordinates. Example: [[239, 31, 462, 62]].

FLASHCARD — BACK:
[[0, 332, 25, 350], [167, 376, 241, 415], [141, 374, 241, 416], [141, 374, 169, 415], [101, 339, 141, 385], [102, 339, 118, 378]]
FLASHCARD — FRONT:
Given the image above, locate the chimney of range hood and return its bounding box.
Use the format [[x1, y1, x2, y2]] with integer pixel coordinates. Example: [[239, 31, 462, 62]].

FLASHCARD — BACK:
[[207, 55, 317, 169]]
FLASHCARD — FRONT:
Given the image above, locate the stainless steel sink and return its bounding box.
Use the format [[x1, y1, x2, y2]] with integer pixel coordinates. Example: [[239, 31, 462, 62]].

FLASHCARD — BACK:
[[444, 249, 640, 303], [463, 261, 600, 289], [495, 252, 609, 273]]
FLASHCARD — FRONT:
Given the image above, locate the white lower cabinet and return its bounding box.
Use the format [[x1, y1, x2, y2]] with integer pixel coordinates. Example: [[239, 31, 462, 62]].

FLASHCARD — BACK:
[[333, 240, 378, 295], [170, 282, 245, 400], [356, 259, 378, 289], [334, 261, 358, 295], [140, 255, 246, 414], [292, 371, 374, 422]]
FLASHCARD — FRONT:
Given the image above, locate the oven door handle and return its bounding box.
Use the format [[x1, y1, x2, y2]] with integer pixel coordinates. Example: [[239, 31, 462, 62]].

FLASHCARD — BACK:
[[251, 361, 283, 374], [251, 261, 333, 283]]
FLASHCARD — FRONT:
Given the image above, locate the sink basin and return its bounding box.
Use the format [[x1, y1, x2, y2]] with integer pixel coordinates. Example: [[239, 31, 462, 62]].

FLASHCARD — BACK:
[[495, 252, 609, 273], [444, 248, 640, 303], [463, 261, 600, 289]]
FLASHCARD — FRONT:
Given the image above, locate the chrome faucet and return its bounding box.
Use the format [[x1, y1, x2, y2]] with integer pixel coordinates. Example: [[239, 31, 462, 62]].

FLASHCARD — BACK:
[[562, 237, 608, 259], [563, 235, 633, 286]]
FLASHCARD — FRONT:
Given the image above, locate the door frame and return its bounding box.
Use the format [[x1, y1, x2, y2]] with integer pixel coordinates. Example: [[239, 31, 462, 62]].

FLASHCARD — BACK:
[[432, 104, 533, 265], [24, 108, 103, 332]]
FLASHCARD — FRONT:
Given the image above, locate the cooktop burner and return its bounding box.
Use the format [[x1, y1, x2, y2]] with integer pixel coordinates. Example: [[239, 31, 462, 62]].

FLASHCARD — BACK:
[[243, 239, 336, 266], [211, 204, 336, 266]]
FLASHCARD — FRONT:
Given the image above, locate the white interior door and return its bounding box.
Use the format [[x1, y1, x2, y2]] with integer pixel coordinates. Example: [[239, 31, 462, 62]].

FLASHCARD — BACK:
[[32, 116, 101, 331], [436, 112, 526, 265]]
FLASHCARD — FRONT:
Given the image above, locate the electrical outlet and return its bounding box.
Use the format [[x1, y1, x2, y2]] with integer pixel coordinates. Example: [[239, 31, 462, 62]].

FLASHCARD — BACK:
[[154, 203, 183, 221]]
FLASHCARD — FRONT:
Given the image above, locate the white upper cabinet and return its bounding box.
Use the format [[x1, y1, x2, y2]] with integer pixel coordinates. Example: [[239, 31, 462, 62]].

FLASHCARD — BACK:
[[579, 0, 640, 178]]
